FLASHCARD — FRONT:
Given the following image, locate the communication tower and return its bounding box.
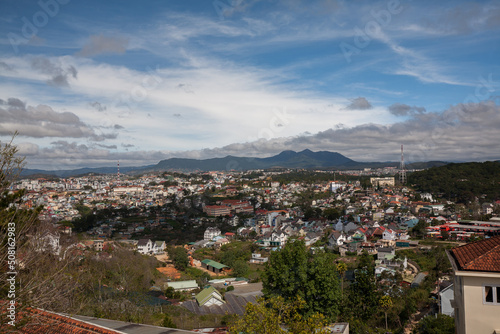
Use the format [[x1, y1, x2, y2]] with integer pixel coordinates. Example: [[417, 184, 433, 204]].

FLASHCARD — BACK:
[[399, 145, 406, 184]]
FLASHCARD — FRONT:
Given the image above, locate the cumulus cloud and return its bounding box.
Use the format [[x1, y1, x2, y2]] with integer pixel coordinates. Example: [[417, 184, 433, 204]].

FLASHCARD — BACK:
[[345, 97, 372, 110], [20, 102, 500, 170], [167, 101, 500, 163], [388, 103, 426, 116], [0, 97, 116, 141], [77, 34, 129, 57], [30, 57, 77, 87]]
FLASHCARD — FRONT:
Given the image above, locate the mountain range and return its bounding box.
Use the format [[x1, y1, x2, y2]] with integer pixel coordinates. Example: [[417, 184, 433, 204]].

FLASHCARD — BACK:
[[20, 149, 448, 177]]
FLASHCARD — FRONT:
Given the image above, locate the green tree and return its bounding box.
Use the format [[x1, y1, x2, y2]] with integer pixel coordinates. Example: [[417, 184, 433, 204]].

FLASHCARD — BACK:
[[162, 314, 177, 328], [229, 296, 330, 334], [416, 314, 455, 334], [168, 246, 189, 271], [262, 241, 341, 320], [344, 269, 380, 321], [336, 262, 347, 298], [379, 295, 392, 330]]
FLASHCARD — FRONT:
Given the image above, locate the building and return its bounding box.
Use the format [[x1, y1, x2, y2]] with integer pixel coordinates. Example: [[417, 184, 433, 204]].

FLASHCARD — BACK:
[[137, 239, 154, 254], [167, 280, 199, 292], [370, 177, 395, 187], [249, 253, 268, 264], [447, 236, 500, 334], [439, 283, 455, 316], [204, 227, 221, 241], [201, 259, 229, 274], [203, 205, 231, 217], [195, 286, 225, 307]]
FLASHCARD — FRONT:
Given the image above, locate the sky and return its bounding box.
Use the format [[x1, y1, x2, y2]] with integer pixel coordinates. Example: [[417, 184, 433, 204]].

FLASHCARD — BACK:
[[1, 0, 500, 170]]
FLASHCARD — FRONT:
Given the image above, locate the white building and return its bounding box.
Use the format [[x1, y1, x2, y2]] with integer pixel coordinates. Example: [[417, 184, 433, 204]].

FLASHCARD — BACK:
[[204, 227, 221, 240]]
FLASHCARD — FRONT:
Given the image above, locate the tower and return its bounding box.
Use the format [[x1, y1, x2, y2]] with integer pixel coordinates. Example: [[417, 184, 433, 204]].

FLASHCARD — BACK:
[[117, 160, 120, 185], [399, 145, 406, 184]]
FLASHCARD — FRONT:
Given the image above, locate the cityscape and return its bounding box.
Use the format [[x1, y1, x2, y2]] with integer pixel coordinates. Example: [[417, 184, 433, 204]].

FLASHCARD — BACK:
[[1, 1, 500, 333]]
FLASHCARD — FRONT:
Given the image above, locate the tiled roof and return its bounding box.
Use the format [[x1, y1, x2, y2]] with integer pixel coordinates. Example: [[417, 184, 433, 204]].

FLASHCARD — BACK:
[[0, 306, 119, 334], [449, 235, 500, 272]]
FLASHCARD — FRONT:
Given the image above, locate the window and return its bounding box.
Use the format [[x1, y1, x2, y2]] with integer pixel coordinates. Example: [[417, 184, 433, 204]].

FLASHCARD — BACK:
[[483, 285, 500, 305]]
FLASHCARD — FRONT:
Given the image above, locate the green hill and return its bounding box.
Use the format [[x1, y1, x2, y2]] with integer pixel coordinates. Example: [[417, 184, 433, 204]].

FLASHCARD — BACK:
[[408, 161, 500, 203]]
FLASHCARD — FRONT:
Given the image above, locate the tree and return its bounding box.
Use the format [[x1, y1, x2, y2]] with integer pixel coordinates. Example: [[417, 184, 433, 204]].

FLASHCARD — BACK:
[[379, 295, 392, 330], [1, 136, 78, 323], [336, 262, 347, 298], [344, 269, 380, 321], [168, 246, 189, 271], [229, 296, 330, 334], [416, 314, 455, 334], [261, 241, 341, 320]]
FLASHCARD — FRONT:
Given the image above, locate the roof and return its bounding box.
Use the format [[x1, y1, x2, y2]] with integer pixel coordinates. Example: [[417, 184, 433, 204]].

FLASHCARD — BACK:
[[167, 280, 198, 290], [0, 306, 196, 333], [195, 286, 223, 306], [201, 259, 228, 270], [449, 235, 500, 272], [137, 239, 151, 246]]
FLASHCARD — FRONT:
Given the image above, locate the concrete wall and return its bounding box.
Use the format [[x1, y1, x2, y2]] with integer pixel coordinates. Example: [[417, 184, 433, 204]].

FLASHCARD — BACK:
[[460, 275, 500, 333]]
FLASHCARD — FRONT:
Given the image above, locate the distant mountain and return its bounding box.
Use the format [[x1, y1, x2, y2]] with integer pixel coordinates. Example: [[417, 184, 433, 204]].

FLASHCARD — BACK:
[[20, 165, 153, 178], [19, 150, 460, 177], [149, 149, 356, 172]]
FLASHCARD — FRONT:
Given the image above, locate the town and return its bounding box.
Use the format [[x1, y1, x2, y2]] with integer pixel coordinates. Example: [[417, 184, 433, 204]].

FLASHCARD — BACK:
[[6, 164, 500, 333]]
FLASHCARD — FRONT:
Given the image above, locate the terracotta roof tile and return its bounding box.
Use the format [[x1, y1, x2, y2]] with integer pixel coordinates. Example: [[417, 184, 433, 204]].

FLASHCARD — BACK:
[[450, 235, 500, 272], [0, 305, 119, 334]]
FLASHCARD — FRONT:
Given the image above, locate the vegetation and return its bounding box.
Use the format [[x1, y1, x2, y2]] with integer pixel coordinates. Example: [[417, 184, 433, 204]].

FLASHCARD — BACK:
[[408, 161, 500, 203], [229, 296, 331, 334], [415, 314, 455, 334], [261, 240, 341, 320]]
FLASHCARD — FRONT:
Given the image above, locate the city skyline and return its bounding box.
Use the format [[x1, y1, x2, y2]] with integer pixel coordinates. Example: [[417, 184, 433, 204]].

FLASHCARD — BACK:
[[1, 0, 500, 170]]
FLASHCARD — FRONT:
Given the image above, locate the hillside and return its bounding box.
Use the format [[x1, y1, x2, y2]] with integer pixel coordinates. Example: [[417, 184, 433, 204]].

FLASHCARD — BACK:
[[408, 161, 500, 203]]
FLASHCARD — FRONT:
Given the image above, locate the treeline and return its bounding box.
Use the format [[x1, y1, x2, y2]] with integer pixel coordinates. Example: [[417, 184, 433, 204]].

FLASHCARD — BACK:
[[408, 161, 500, 203]]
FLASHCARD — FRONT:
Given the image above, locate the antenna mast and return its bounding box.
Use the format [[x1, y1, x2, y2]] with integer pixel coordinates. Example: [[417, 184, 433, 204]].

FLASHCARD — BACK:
[[400, 145, 406, 184], [117, 160, 120, 185]]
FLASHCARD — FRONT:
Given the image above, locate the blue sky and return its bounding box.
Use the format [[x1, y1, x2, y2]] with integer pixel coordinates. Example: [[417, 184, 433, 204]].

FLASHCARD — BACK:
[[1, 0, 499, 170]]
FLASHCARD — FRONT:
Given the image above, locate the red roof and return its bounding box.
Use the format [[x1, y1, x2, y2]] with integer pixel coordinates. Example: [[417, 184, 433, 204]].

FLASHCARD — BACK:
[[449, 236, 500, 272], [0, 306, 119, 333]]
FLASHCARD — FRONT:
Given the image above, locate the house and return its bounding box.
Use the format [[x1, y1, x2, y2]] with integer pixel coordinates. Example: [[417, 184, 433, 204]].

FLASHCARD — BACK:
[[167, 280, 199, 291], [439, 282, 454, 316], [93, 240, 104, 252], [201, 259, 229, 274], [377, 247, 395, 261], [154, 240, 166, 254], [204, 227, 221, 240], [382, 228, 396, 241], [195, 286, 225, 307], [137, 239, 154, 254], [249, 253, 268, 264], [447, 235, 500, 334], [328, 231, 347, 248]]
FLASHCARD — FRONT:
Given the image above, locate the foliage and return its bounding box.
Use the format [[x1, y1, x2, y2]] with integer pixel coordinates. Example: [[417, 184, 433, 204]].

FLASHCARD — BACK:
[[229, 296, 331, 334], [168, 246, 189, 271], [1, 136, 77, 319], [415, 314, 455, 334], [162, 314, 177, 328], [261, 241, 341, 320], [408, 161, 500, 203]]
